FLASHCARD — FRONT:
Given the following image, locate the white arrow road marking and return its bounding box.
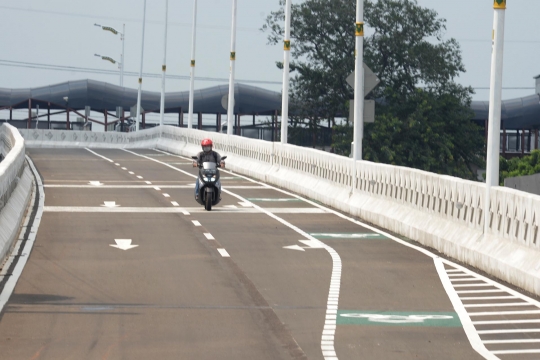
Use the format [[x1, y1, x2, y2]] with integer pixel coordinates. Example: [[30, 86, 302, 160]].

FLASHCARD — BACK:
[[283, 245, 305, 251], [110, 239, 139, 250], [299, 240, 326, 248], [101, 201, 120, 208], [89, 181, 104, 186]]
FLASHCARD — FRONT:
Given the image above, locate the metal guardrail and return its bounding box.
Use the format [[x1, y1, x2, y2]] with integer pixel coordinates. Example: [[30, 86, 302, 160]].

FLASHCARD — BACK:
[[0, 124, 26, 213]]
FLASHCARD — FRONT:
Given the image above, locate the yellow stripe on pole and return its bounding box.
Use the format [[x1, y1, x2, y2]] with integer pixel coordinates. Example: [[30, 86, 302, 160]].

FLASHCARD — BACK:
[[230, 52, 236, 60], [138, 78, 142, 84], [284, 40, 291, 51], [494, 0, 506, 9], [162, 65, 166, 71], [355, 22, 364, 37], [191, 60, 195, 67]]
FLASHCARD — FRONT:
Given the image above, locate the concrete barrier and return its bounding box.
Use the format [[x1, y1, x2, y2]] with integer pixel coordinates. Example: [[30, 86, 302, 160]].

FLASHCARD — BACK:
[[21, 125, 540, 296], [0, 124, 32, 264]]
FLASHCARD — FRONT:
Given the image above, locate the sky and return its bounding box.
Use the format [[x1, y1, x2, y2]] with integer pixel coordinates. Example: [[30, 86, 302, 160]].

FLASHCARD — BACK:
[[0, 0, 539, 104]]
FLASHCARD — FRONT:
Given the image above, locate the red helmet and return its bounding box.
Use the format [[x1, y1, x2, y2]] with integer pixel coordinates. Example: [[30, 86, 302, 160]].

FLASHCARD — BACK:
[[201, 138, 213, 146], [201, 138, 213, 153]]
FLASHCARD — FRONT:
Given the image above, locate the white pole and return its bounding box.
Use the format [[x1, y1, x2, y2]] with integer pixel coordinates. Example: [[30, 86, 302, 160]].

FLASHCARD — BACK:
[[353, 0, 364, 161], [280, 0, 292, 144], [120, 24, 125, 87], [188, 0, 198, 130], [135, 0, 147, 132], [159, 0, 169, 127], [484, 0, 506, 234], [227, 0, 238, 136]]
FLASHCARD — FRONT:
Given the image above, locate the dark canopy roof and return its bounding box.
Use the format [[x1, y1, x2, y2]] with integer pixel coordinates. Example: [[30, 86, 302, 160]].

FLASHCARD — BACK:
[[471, 94, 540, 130], [0, 79, 281, 115]]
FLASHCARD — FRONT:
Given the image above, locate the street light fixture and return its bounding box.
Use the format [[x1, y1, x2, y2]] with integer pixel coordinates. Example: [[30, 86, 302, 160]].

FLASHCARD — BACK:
[[94, 23, 125, 87], [95, 53, 118, 65]]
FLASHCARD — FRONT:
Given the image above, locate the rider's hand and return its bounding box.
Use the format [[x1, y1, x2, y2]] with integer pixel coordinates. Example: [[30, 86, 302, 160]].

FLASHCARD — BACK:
[[220, 161, 225, 168], [192, 161, 197, 167]]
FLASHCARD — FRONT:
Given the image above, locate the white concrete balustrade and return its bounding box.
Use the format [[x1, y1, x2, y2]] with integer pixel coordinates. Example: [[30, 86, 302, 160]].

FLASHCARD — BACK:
[[17, 126, 540, 296]]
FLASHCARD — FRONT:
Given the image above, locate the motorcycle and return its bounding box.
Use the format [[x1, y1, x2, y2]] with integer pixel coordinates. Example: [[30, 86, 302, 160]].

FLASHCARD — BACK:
[[192, 156, 227, 211]]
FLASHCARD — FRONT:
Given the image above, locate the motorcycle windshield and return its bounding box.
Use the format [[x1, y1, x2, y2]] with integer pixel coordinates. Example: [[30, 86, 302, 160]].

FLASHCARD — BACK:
[[201, 162, 217, 176]]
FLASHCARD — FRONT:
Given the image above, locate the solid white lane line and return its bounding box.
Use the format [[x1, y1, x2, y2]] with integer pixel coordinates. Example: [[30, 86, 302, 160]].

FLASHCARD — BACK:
[[85, 148, 114, 162], [204, 233, 215, 240], [0, 156, 44, 314], [478, 329, 540, 334], [192, 220, 201, 226], [163, 193, 170, 198], [474, 319, 540, 325], [131, 149, 339, 360], [137, 176, 143, 179], [483, 339, 540, 344], [492, 350, 540, 355], [464, 302, 532, 308], [217, 249, 230, 257], [461, 296, 517, 300], [128, 171, 135, 175], [434, 258, 496, 360], [469, 310, 540, 316], [171, 201, 179, 206]]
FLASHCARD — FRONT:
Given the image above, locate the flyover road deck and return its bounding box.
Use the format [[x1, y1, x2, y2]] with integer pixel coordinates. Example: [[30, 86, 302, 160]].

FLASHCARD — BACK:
[[0, 148, 538, 359]]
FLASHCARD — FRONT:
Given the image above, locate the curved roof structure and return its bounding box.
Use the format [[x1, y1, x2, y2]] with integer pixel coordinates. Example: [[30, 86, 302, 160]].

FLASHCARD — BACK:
[[471, 94, 540, 129], [0, 79, 281, 115]]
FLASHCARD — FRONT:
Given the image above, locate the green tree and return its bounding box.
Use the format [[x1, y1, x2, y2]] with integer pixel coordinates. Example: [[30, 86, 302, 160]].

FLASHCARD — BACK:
[[263, 0, 485, 180], [500, 150, 540, 185]]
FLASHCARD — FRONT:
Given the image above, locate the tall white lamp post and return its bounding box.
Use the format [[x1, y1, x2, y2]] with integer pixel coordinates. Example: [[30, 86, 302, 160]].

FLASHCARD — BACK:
[[484, 0, 507, 234], [280, 0, 292, 144], [135, 0, 148, 132], [352, 0, 365, 162], [159, 0, 169, 127], [188, 0, 198, 129], [227, 0, 238, 136], [94, 23, 125, 87]]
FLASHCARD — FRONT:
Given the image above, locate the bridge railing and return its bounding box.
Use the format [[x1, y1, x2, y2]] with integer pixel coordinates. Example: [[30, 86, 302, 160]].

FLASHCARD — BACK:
[[0, 124, 26, 214]]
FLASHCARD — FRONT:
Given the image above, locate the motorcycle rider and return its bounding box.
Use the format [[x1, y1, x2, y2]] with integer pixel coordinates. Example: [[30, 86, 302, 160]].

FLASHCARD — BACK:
[[193, 138, 225, 200]]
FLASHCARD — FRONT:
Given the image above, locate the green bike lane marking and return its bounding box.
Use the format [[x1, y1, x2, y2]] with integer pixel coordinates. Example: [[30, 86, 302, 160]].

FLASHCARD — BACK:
[[310, 233, 388, 240], [337, 310, 461, 327]]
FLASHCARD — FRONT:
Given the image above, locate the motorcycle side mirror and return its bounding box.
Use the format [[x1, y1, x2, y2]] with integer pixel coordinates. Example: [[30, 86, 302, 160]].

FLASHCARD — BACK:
[[191, 156, 197, 160], [221, 156, 227, 160]]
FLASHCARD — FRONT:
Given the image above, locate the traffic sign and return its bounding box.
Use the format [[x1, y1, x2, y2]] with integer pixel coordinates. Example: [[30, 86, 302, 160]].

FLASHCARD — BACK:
[[346, 63, 380, 97]]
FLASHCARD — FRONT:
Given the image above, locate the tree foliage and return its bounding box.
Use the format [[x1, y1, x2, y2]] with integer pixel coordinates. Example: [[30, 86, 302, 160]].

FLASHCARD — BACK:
[[500, 150, 540, 185], [262, 0, 485, 180]]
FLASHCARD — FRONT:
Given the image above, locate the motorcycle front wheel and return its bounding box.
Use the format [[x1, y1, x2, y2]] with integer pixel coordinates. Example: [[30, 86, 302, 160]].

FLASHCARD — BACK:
[[205, 193, 212, 211]]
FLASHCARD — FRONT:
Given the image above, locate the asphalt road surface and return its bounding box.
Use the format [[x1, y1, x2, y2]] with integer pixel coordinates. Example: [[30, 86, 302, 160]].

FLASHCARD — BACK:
[[0, 148, 538, 359]]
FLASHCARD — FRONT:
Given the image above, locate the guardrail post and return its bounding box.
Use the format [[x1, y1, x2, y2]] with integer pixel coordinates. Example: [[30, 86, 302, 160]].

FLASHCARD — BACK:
[[47, 103, 51, 129], [9, 107, 12, 122], [27, 99, 32, 129], [179, 107, 184, 127], [104, 111, 108, 132]]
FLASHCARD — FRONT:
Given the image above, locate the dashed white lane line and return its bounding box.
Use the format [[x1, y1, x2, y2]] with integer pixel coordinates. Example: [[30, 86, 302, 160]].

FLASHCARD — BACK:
[[217, 248, 230, 257], [204, 233, 215, 240], [115, 163, 120, 166], [128, 171, 135, 175], [181, 210, 190, 215], [145, 181, 152, 184], [163, 193, 170, 198], [171, 201, 179, 207], [121, 167, 127, 170], [137, 176, 143, 179], [153, 187, 161, 191], [192, 220, 201, 226]]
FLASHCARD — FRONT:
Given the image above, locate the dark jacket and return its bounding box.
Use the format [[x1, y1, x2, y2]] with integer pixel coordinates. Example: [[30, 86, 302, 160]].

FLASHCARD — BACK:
[[196, 150, 221, 166]]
